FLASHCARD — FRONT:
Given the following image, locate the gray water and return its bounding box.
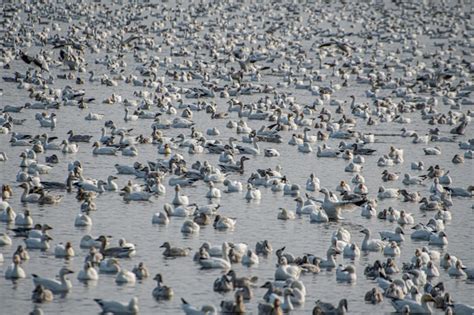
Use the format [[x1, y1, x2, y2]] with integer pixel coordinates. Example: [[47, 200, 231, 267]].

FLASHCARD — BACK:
[[1, 0, 473, 314]]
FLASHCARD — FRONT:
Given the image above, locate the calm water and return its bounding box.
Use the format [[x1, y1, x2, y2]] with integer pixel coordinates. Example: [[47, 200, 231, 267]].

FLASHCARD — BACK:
[[0, 0, 473, 314]]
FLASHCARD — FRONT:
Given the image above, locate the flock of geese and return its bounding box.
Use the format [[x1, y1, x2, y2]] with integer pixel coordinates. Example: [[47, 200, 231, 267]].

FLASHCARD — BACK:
[[0, 0, 473, 314]]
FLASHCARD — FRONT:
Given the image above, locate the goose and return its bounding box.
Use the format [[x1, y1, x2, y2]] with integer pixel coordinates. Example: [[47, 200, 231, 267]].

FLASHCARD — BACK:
[[199, 243, 231, 269], [54, 242, 75, 258], [410, 224, 433, 240], [38, 191, 63, 205], [194, 212, 213, 227], [172, 185, 189, 206], [236, 137, 260, 155], [314, 299, 348, 315], [398, 210, 415, 225], [206, 182, 221, 198], [333, 227, 352, 243], [36, 113, 57, 129], [152, 274, 173, 299], [85, 112, 104, 121], [364, 287, 383, 304], [152, 211, 169, 225], [25, 234, 52, 250], [226, 269, 258, 288], [256, 240, 273, 256], [198, 242, 224, 258], [275, 257, 301, 280], [298, 142, 313, 153], [429, 231, 448, 246], [74, 179, 106, 193], [214, 274, 233, 293], [319, 247, 341, 268], [219, 156, 250, 174], [0, 206, 16, 222], [424, 261, 440, 278], [32, 284, 53, 303], [306, 173, 320, 191], [361, 203, 377, 218], [80, 235, 102, 248], [424, 146, 442, 155], [124, 108, 138, 122], [99, 258, 121, 274], [92, 141, 117, 155], [94, 297, 139, 314], [32, 267, 74, 293], [95, 235, 135, 258], [160, 242, 190, 257], [336, 264, 357, 282], [121, 145, 138, 157], [391, 294, 435, 314], [336, 180, 351, 193], [310, 208, 329, 223], [241, 249, 259, 266], [60, 140, 79, 153], [163, 203, 194, 217], [343, 243, 360, 259], [435, 209, 452, 221], [2, 185, 13, 199], [245, 183, 262, 200], [24, 224, 52, 239], [361, 229, 386, 251], [74, 210, 92, 227], [380, 227, 405, 242], [213, 215, 236, 230], [120, 186, 151, 201], [277, 208, 295, 220], [181, 298, 217, 315], [5, 255, 26, 279], [258, 299, 282, 315], [126, 261, 147, 280], [383, 241, 401, 256], [310, 188, 365, 220], [377, 186, 399, 199], [77, 262, 99, 281], [115, 269, 136, 284], [264, 148, 280, 157], [19, 183, 41, 203], [289, 134, 304, 145], [419, 197, 443, 211], [181, 220, 200, 234], [102, 175, 118, 191], [223, 179, 243, 192], [317, 145, 340, 157], [12, 245, 29, 261]]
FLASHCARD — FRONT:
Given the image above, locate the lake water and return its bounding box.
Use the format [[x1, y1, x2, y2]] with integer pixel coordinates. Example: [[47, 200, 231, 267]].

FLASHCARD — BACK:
[[0, 0, 473, 314]]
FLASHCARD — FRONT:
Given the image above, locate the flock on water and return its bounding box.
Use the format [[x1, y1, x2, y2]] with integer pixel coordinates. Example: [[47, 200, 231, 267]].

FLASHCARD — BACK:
[[0, 0, 473, 314]]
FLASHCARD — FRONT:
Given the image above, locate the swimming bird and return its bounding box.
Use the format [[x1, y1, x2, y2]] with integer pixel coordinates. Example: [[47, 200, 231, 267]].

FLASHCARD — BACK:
[[152, 273, 173, 299], [31, 284, 53, 303], [360, 228, 386, 251], [77, 262, 99, 281], [314, 299, 348, 315], [181, 298, 216, 315], [160, 242, 190, 257], [94, 297, 139, 314], [5, 255, 26, 279], [32, 267, 74, 293]]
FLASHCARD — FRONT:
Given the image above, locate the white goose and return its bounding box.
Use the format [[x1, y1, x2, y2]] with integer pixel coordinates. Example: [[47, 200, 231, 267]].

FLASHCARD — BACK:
[[32, 267, 74, 293], [199, 243, 231, 270], [172, 185, 189, 206], [5, 255, 26, 279], [77, 262, 99, 281], [94, 297, 139, 314], [361, 228, 386, 251]]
